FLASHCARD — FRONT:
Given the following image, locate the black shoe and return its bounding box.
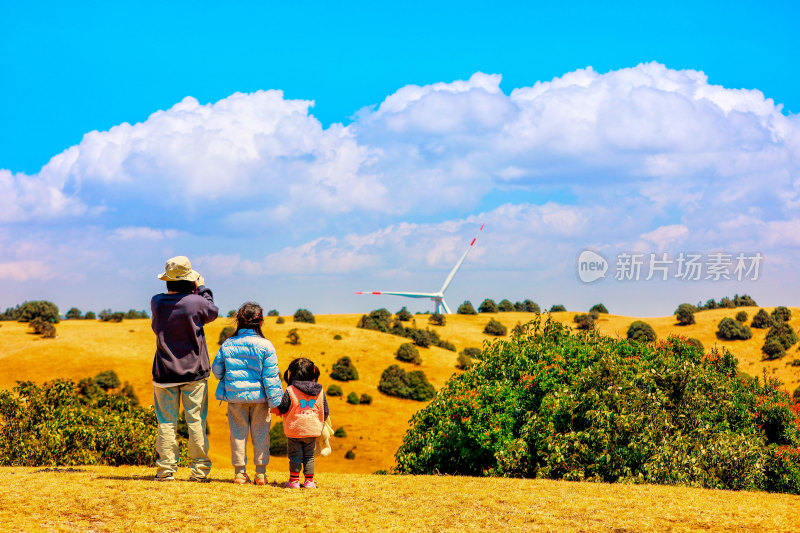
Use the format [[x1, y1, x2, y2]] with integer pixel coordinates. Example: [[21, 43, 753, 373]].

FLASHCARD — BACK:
[[188, 475, 210, 483], [154, 473, 175, 481]]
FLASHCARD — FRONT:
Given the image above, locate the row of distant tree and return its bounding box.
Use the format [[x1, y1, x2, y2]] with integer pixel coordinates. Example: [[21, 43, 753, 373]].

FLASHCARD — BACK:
[[0, 301, 148, 324]]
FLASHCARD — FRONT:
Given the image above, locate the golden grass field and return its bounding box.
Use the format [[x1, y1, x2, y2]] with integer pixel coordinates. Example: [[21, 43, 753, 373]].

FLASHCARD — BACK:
[[0, 465, 798, 532], [2, 307, 800, 531], [1, 307, 799, 476]]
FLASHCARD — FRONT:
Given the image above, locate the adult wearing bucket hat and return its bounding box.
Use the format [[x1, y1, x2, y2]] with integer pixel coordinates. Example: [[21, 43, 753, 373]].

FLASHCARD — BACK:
[[151, 256, 219, 482]]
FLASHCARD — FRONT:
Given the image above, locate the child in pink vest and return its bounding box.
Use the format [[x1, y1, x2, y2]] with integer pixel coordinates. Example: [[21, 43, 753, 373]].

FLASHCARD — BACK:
[[273, 357, 329, 488]]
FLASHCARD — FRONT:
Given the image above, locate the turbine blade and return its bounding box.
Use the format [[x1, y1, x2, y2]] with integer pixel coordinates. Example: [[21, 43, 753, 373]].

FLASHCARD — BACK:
[[441, 299, 452, 314], [439, 223, 484, 294]]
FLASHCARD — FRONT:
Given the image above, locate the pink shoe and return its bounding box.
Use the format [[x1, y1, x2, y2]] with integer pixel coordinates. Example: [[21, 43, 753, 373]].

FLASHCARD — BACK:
[[303, 480, 317, 489], [283, 480, 300, 489]]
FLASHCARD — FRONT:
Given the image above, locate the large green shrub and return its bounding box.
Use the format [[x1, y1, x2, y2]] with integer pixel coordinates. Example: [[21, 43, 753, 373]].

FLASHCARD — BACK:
[[675, 304, 696, 326], [395, 307, 413, 322], [498, 299, 515, 312], [716, 318, 753, 341], [394, 318, 800, 494], [627, 321, 656, 342], [772, 307, 792, 323], [94, 370, 121, 391], [396, 343, 421, 364], [269, 421, 287, 455], [549, 304, 566, 313], [751, 309, 772, 329], [573, 314, 594, 330], [293, 308, 316, 324], [736, 310, 749, 323], [457, 301, 477, 315], [483, 319, 507, 336], [589, 303, 608, 314], [378, 365, 436, 401], [478, 299, 498, 313], [524, 300, 541, 313], [428, 313, 446, 326], [326, 384, 343, 397], [16, 301, 60, 324], [357, 308, 392, 332], [330, 356, 359, 381], [0, 379, 157, 466], [347, 392, 360, 405], [65, 308, 82, 320], [764, 321, 798, 357]]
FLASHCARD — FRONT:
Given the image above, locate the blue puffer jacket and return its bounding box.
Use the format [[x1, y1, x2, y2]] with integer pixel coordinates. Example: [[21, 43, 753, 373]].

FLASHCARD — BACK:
[[212, 329, 283, 406]]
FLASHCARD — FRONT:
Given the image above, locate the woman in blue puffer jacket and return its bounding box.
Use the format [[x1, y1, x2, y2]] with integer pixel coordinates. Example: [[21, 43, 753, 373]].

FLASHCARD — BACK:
[[212, 302, 283, 485]]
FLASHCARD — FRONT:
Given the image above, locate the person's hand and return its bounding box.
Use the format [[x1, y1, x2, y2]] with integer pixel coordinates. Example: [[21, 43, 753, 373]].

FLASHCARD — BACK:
[[195, 275, 205, 288]]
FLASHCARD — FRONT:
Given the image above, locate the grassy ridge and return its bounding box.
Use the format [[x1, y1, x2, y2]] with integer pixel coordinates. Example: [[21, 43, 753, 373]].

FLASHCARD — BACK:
[[0, 308, 799, 474], [0, 466, 798, 532]]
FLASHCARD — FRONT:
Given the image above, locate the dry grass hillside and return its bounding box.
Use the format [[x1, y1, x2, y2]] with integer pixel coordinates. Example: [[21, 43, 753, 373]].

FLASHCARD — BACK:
[[1, 466, 798, 532], [1, 307, 799, 477]]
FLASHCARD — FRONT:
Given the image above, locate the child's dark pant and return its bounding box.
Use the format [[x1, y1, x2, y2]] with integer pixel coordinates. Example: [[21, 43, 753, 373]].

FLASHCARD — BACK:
[[287, 437, 316, 475]]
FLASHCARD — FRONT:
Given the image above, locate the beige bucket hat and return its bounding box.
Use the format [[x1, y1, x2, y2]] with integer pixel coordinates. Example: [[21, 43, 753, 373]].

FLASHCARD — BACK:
[[158, 256, 201, 282]]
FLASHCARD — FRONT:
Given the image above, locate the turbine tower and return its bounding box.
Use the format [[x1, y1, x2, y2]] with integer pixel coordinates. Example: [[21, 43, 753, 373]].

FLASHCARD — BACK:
[[356, 224, 484, 314]]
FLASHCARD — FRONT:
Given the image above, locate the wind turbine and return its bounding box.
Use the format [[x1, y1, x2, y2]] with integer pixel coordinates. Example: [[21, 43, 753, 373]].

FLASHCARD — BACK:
[[355, 224, 485, 314]]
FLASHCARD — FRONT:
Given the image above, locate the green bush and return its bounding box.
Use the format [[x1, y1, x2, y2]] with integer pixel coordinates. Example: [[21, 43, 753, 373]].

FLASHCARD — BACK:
[[573, 314, 594, 330], [330, 356, 359, 381], [687, 338, 704, 351], [378, 365, 436, 401], [333, 334, 343, 340], [276, 316, 285, 324], [345, 448, 356, 460], [334, 427, 347, 438], [267, 309, 280, 316], [0, 379, 157, 466], [293, 308, 315, 324], [498, 299, 515, 312], [513, 301, 526, 312], [396, 307, 413, 321], [751, 309, 772, 329], [675, 303, 696, 326], [478, 299, 498, 313], [269, 421, 287, 455], [428, 313, 446, 326], [65, 308, 82, 320], [396, 343, 421, 365], [457, 353, 474, 370], [765, 321, 798, 351], [460, 347, 482, 360], [94, 370, 120, 391], [736, 310, 749, 323], [84, 311, 96, 320], [394, 317, 800, 495], [763, 338, 786, 361], [327, 384, 343, 397], [218, 326, 236, 345], [772, 307, 792, 323], [717, 318, 752, 341], [357, 308, 392, 332], [457, 301, 477, 315], [16, 301, 60, 324], [549, 304, 566, 313], [524, 300, 541, 313], [286, 328, 301, 345], [359, 393, 373, 405], [483, 319, 507, 336], [627, 321, 657, 342], [347, 392, 360, 405], [590, 303, 608, 314], [438, 340, 456, 352]]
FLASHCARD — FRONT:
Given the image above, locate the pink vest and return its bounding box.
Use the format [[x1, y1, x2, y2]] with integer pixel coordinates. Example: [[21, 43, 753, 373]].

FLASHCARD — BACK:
[[283, 385, 325, 438]]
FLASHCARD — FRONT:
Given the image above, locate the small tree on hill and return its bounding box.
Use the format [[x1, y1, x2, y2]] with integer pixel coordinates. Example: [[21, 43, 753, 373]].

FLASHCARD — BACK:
[[478, 299, 498, 313], [590, 303, 609, 314], [549, 304, 567, 312], [498, 299, 515, 312], [716, 318, 752, 341], [751, 309, 772, 329], [17, 301, 60, 324], [514, 301, 526, 311], [428, 313, 446, 326], [396, 343, 421, 364], [396, 307, 413, 321], [65, 308, 82, 320], [357, 308, 392, 331], [94, 370, 121, 391], [764, 321, 798, 352], [286, 328, 301, 345], [627, 321, 656, 342], [719, 297, 735, 309], [573, 314, 595, 330], [772, 307, 792, 323], [327, 384, 343, 397], [267, 309, 280, 316], [675, 303, 696, 325], [347, 392, 360, 405], [483, 319, 507, 336], [735, 310, 748, 323], [276, 316, 285, 324], [763, 338, 786, 360], [359, 393, 373, 405], [84, 311, 96, 320], [378, 365, 436, 401], [330, 356, 359, 381], [294, 309, 315, 324], [524, 300, 540, 313], [457, 301, 477, 315]]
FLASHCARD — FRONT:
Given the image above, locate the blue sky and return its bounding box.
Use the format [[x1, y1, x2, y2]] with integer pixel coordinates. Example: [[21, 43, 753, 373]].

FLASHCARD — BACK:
[[1, 1, 799, 316]]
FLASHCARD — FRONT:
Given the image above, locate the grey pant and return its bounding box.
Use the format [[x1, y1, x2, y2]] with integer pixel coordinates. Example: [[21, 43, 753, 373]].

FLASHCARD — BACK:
[[288, 436, 316, 475], [153, 380, 211, 479], [227, 402, 271, 472]]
